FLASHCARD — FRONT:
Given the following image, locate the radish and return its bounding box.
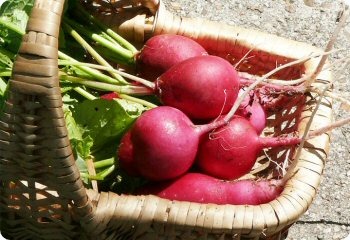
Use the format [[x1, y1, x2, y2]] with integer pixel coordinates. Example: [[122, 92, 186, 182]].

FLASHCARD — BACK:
[[120, 96, 343, 181], [136, 34, 208, 80], [155, 55, 240, 120], [239, 78, 305, 112], [136, 172, 283, 205], [130, 106, 202, 181], [100, 92, 119, 100], [127, 105, 239, 181], [76, 55, 240, 120], [117, 130, 139, 176], [236, 100, 266, 135], [236, 90, 266, 134], [121, 105, 293, 181], [254, 87, 296, 112], [197, 116, 301, 180]]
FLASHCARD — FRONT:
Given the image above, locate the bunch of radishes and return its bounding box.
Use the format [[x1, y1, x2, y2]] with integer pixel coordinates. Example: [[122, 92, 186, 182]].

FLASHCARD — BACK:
[[116, 34, 306, 205]]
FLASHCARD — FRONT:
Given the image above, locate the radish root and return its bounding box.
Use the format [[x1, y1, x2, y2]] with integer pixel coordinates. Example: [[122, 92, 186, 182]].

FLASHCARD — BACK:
[[281, 5, 350, 183]]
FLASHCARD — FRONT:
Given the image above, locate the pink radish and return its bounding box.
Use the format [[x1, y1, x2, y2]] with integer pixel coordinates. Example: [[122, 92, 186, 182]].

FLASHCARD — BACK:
[[136, 34, 208, 80], [136, 172, 283, 205], [155, 55, 240, 120], [100, 92, 119, 100], [121, 101, 338, 181], [127, 105, 237, 181], [236, 90, 266, 134], [197, 116, 301, 180], [86, 55, 240, 120], [130, 106, 202, 181], [117, 130, 139, 176], [236, 100, 266, 135]]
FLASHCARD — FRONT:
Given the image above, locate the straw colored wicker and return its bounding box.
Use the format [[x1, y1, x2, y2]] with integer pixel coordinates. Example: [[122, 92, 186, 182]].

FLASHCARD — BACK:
[[0, 0, 94, 239], [0, 0, 333, 239]]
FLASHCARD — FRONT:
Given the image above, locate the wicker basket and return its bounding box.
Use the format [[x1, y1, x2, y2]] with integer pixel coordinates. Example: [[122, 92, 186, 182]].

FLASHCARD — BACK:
[[0, 0, 333, 239]]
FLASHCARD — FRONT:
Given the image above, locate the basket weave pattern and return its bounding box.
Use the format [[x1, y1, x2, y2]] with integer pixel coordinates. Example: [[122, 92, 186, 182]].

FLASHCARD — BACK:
[[0, 0, 332, 239], [0, 0, 93, 239]]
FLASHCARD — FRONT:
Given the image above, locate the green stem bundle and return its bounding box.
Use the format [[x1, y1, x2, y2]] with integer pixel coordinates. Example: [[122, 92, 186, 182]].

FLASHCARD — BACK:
[[63, 17, 135, 65]]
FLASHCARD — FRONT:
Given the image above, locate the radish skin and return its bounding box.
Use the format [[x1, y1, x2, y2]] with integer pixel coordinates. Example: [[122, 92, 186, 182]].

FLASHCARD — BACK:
[[136, 172, 283, 205], [197, 116, 301, 180], [236, 100, 266, 135], [156, 55, 240, 120], [119, 107, 297, 182], [136, 34, 208, 80], [117, 130, 139, 176], [125, 105, 237, 181], [130, 106, 202, 181], [100, 92, 119, 100], [236, 90, 267, 134]]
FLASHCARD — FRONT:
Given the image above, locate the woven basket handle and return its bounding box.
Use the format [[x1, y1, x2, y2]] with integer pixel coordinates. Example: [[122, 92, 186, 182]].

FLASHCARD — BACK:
[[0, 0, 93, 237], [11, 0, 93, 217]]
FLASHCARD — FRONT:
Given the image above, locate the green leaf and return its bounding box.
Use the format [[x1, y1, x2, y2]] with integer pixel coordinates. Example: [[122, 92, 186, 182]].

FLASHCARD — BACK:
[[0, 76, 8, 112], [64, 107, 83, 141], [0, 76, 7, 96], [62, 92, 80, 109], [116, 98, 146, 116], [64, 105, 94, 160], [0, 0, 34, 52], [75, 154, 88, 174], [72, 98, 142, 152], [0, 48, 13, 69], [71, 136, 94, 160], [0, 0, 34, 17], [75, 154, 89, 184]]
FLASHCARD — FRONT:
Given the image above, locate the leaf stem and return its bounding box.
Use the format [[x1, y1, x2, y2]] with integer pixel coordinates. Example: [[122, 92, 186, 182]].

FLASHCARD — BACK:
[[73, 87, 97, 100], [119, 94, 157, 109], [75, 3, 138, 54], [86, 157, 99, 191], [0, 71, 11, 77], [96, 165, 115, 179], [58, 60, 155, 89], [60, 74, 153, 95], [80, 173, 104, 181], [58, 51, 123, 84], [0, 18, 25, 35], [63, 17, 135, 65], [0, 48, 16, 61], [0, 77, 7, 95], [62, 22, 127, 83], [94, 158, 115, 169]]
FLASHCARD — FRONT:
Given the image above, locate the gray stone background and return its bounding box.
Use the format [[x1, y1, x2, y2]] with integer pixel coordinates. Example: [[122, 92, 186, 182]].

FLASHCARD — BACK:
[[161, 0, 350, 239]]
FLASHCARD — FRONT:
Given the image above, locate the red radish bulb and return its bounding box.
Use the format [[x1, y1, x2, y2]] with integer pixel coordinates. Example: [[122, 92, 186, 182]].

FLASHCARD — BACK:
[[136, 172, 283, 205], [117, 130, 139, 176], [197, 116, 301, 180], [236, 90, 267, 134], [241, 100, 266, 135], [156, 55, 240, 120], [100, 92, 119, 100], [136, 34, 208, 80], [130, 106, 202, 181]]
